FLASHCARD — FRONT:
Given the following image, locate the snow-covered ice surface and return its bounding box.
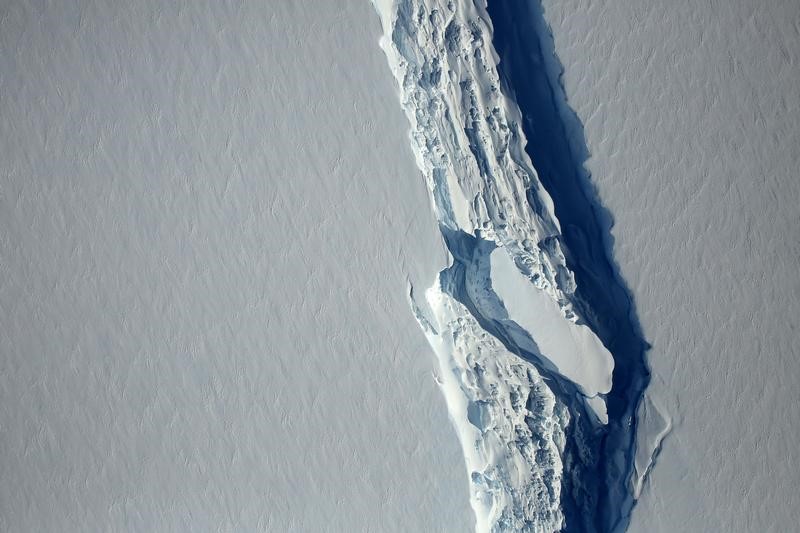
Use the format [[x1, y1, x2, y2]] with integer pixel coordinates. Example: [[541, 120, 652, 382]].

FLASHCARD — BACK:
[[0, 2, 477, 531], [539, 0, 800, 531], [414, 279, 569, 532], [373, 0, 651, 531]]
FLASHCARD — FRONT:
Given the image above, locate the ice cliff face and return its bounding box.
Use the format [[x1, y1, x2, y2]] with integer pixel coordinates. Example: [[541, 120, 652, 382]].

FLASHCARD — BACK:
[[372, 0, 638, 531]]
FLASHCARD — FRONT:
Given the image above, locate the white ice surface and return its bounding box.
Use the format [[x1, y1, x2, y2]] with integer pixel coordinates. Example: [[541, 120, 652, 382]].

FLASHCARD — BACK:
[[490, 246, 613, 407], [0, 2, 474, 531], [541, 0, 800, 531]]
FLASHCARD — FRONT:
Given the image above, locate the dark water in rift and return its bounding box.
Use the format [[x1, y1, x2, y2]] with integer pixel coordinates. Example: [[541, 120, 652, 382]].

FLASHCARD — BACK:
[[486, 1, 651, 531]]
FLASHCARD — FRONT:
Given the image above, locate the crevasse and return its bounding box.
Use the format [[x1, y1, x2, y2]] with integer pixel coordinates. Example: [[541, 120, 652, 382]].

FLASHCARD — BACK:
[[372, 0, 643, 531]]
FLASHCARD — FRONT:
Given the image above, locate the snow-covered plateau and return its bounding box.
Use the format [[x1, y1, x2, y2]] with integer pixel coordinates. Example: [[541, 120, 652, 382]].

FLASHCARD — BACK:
[[5, 0, 795, 531], [0, 2, 476, 531]]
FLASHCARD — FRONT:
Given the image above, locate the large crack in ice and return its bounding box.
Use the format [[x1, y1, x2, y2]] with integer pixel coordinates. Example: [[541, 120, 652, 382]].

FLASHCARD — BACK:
[[372, 0, 651, 531], [485, 1, 654, 530]]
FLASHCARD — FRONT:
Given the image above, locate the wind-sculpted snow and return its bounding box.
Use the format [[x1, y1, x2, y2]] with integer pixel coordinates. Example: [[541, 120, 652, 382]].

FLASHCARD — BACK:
[[373, 0, 649, 531]]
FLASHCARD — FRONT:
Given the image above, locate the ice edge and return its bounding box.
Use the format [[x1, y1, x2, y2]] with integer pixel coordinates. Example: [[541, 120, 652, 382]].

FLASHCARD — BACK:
[[373, 0, 652, 531]]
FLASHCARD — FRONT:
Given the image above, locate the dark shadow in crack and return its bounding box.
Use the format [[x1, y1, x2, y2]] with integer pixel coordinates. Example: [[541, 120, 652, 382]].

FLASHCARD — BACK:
[[486, 1, 652, 531]]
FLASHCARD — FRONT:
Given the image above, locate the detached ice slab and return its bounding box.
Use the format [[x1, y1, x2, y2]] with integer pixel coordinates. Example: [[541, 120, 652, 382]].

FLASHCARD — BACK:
[[490, 246, 614, 416]]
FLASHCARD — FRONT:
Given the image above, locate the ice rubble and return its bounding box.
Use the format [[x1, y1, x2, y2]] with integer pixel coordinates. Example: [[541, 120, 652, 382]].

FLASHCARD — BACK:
[[372, 0, 619, 530], [413, 279, 568, 533], [371, 0, 613, 403]]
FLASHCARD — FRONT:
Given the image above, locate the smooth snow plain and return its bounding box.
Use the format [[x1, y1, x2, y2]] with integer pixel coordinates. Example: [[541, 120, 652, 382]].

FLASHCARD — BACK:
[[0, 2, 475, 531], [539, 0, 800, 531]]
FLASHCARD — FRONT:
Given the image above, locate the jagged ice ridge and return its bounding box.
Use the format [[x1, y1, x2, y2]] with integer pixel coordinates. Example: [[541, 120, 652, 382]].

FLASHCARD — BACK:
[[371, 0, 634, 531]]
